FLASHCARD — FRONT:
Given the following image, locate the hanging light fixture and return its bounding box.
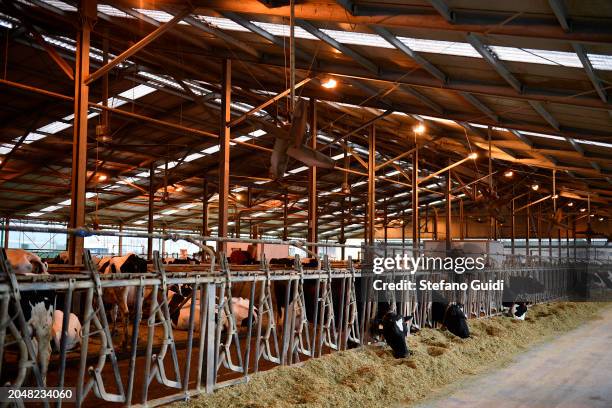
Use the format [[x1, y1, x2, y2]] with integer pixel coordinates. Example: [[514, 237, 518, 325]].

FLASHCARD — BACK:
[[321, 78, 337, 89]]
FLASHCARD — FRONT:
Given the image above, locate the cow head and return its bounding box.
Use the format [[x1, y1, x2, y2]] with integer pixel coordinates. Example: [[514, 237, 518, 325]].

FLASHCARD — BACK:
[[513, 302, 528, 320], [379, 312, 413, 358], [444, 304, 470, 338], [7, 249, 48, 275], [121, 254, 148, 273]]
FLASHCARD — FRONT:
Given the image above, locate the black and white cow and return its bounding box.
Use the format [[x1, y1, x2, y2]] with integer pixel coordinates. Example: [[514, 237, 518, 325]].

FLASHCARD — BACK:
[[502, 275, 545, 320], [430, 290, 470, 338], [98, 253, 149, 348]]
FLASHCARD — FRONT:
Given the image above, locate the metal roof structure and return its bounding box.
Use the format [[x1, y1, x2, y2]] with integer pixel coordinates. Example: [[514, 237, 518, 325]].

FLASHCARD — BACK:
[[0, 0, 610, 242]]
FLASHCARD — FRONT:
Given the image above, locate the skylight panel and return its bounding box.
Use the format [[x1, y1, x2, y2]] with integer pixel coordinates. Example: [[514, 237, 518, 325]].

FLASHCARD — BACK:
[[41, 0, 76, 11], [97, 5, 133, 18], [40, 205, 62, 212], [574, 139, 612, 149], [0, 17, 12, 29], [251, 21, 317, 40], [249, 129, 267, 137], [288, 166, 308, 174], [134, 220, 146, 225], [27, 212, 43, 217], [179, 203, 198, 209], [119, 84, 157, 100], [331, 153, 346, 160], [202, 145, 220, 154], [38, 121, 71, 134], [233, 135, 252, 143], [397, 37, 480, 58], [0, 144, 14, 154], [184, 153, 204, 162], [135, 9, 188, 24], [491, 46, 582, 68], [58, 199, 71, 205], [15, 133, 46, 144], [519, 131, 565, 141], [196, 15, 250, 32], [587, 53, 612, 71], [162, 209, 178, 215], [320, 29, 393, 49]]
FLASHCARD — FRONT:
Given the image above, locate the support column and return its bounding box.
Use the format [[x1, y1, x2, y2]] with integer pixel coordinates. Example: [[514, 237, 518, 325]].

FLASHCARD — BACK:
[[445, 167, 451, 251], [202, 178, 209, 236], [411, 150, 419, 254], [3, 217, 8, 249], [459, 199, 464, 240], [218, 59, 231, 253], [147, 162, 155, 260], [510, 199, 515, 255], [283, 194, 288, 240], [68, 0, 96, 265], [526, 200, 531, 259], [307, 98, 318, 254], [118, 223, 123, 256], [367, 125, 376, 246], [383, 202, 388, 244]]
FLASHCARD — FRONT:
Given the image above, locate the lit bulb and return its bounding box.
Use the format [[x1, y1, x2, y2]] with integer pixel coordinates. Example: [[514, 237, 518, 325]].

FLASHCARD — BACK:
[[321, 78, 337, 89], [531, 184, 539, 191], [580, 208, 586, 212], [413, 123, 426, 134], [468, 152, 478, 159], [504, 170, 513, 178], [97, 174, 107, 182], [599, 217, 604, 221], [567, 202, 574, 207], [552, 194, 559, 199], [589, 214, 595, 217]]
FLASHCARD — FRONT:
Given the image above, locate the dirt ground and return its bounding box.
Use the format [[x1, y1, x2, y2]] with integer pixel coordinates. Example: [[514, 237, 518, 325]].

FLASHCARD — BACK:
[[175, 302, 610, 408]]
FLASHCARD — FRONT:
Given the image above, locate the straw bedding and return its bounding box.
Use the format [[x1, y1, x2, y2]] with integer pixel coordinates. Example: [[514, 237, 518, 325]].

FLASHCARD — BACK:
[[178, 302, 608, 408]]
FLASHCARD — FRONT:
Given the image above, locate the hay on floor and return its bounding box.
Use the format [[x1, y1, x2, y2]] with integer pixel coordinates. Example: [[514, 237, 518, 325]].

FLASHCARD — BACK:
[[177, 302, 608, 408]]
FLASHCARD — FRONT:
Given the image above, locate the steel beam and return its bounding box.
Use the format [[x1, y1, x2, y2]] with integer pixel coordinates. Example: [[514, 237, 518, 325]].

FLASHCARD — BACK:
[[572, 43, 608, 103], [218, 59, 231, 253], [548, 0, 570, 32], [297, 19, 379, 75], [404, 86, 444, 114], [529, 101, 560, 131], [367, 125, 376, 245], [3, 218, 8, 249], [86, 7, 191, 85], [202, 179, 209, 235], [308, 98, 318, 254], [67, 0, 95, 265], [183, 14, 259, 58], [428, 0, 455, 23], [459, 91, 499, 122], [371, 26, 447, 83], [466, 33, 523, 93]]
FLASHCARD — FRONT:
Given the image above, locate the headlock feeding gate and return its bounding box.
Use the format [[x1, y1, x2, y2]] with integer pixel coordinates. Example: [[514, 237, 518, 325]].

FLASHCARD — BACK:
[[0, 227, 602, 407]]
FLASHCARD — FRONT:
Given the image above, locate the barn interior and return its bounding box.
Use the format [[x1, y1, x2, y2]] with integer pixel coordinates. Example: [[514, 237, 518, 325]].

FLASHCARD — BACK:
[[0, 0, 611, 407]]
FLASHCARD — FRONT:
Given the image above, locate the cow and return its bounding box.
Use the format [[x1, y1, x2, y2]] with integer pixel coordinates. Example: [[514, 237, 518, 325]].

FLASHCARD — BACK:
[[171, 295, 257, 332], [50, 310, 82, 352], [430, 291, 470, 338], [502, 275, 545, 320], [98, 253, 149, 349], [6, 249, 48, 275], [374, 311, 414, 358]]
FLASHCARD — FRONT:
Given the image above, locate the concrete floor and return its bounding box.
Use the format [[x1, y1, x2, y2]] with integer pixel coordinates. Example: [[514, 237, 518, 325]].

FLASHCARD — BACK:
[[416, 306, 612, 408]]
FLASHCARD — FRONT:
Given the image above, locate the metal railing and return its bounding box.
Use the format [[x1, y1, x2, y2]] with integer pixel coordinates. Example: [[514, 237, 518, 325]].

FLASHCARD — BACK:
[[0, 227, 600, 407]]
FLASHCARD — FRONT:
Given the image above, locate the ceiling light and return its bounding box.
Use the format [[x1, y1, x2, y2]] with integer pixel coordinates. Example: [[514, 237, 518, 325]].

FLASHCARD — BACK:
[[504, 170, 513, 178], [598, 217, 604, 221], [590, 214, 595, 217], [413, 123, 426, 134], [552, 194, 559, 199], [580, 208, 586, 212], [531, 184, 539, 191], [97, 174, 108, 182], [567, 202, 573, 207], [174, 185, 183, 192], [468, 152, 478, 159], [321, 78, 337, 89]]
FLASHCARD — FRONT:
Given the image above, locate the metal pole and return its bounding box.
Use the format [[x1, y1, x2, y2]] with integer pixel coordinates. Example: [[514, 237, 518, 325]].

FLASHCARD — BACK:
[[147, 162, 155, 260], [118, 223, 123, 256], [367, 125, 376, 245], [68, 0, 96, 265], [445, 166, 451, 251], [308, 98, 318, 255], [289, 0, 296, 113], [283, 194, 289, 240], [459, 199, 464, 240], [511, 198, 515, 255], [202, 178, 209, 236], [412, 148, 419, 254], [526, 196, 531, 260], [218, 59, 231, 253], [3, 218, 8, 249]]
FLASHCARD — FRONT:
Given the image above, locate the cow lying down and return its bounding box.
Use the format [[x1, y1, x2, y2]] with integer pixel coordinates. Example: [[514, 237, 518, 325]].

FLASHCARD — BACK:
[[170, 293, 257, 332]]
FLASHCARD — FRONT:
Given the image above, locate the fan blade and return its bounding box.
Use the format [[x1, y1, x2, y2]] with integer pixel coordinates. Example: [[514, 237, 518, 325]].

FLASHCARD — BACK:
[[270, 137, 291, 179], [287, 145, 335, 169]]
